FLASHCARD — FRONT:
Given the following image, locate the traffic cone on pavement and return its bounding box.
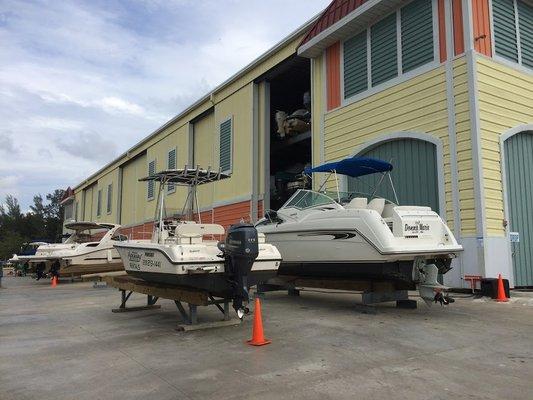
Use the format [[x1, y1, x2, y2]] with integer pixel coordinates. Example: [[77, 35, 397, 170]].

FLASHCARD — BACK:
[[247, 297, 271, 346], [496, 274, 508, 302], [51, 276, 57, 288]]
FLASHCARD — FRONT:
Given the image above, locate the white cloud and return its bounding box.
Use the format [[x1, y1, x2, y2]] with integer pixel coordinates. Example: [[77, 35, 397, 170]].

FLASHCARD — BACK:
[[0, 0, 330, 209]]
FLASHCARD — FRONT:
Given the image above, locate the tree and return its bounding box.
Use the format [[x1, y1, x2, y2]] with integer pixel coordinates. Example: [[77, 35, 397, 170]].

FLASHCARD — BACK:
[[0, 189, 66, 260]]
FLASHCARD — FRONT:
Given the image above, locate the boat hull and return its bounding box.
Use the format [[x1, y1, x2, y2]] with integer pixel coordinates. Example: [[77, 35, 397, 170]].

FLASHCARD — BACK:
[[115, 243, 281, 295], [277, 260, 416, 288], [126, 268, 277, 296]]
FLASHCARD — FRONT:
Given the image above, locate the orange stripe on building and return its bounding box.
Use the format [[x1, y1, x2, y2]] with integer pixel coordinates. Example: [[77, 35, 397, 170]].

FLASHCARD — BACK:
[[438, 0, 447, 62], [472, 0, 492, 56], [120, 200, 261, 241], [453, 0, 465, 56], [326, 42, 341, 110]]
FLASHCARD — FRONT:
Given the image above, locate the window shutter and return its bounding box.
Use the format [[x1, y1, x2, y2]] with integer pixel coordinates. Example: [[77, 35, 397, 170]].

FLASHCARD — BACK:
[[493, 0, 519, 62], [167, 148, 177, 192], [219, 119, 232, 173], [518, 0, 533, 68], [97, 190, 102, 216], [401, 0, 434, 73], [343, 31, 368, 98], [106, 184, 112, 214], [371, 13, 398, 86], [148, 160, 156, 199]]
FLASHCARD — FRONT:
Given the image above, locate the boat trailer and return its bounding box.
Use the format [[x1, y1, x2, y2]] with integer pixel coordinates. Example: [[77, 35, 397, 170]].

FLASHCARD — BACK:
[[94, 273, 241, 331]]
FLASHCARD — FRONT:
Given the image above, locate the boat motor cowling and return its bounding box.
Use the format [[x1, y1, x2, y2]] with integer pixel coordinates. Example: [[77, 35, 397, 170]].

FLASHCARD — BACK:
[[223, 223, 260, 317]]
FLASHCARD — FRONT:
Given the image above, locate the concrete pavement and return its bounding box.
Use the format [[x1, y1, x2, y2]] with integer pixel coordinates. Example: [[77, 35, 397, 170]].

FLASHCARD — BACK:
[[1, 276, 532, 400]]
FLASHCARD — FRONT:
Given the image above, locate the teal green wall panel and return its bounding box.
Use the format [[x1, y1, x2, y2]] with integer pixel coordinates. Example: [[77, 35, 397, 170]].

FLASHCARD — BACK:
[[505, 131, 533, 287], [219, 119, 232, 173], [493, 0, 519, 62], [344, 31, 368, 99], [371, 13, 398, 86], [401, 0, 434, 73], [348, 138, 439, 213], [518, 0, 533, 68]]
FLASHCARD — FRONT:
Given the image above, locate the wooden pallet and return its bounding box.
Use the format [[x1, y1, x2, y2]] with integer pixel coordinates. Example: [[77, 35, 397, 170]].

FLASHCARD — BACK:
[[98, 274, 241, 331]]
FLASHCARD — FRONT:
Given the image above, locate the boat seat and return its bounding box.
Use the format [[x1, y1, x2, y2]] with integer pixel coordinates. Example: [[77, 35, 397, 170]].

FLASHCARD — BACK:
[[345, 197, 368, 209], [367, 198, 386, 215], [382, 203, 395, 218], [175, 223, 225, 237]]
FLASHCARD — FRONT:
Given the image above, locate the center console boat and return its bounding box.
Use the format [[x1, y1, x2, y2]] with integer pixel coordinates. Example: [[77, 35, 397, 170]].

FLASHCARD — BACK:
[[114, 167, 282, 316]]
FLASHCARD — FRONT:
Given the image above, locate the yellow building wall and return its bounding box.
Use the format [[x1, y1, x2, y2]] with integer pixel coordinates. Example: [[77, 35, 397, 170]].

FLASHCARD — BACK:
[[192, 111, 217, 209], [311, 53, 324, 189], [211, 84, 253, 208], [453, 57, 476, 235], [120, 152, 148, 226], [74, 191, 83, 221], [476, 56, 533, 236], [258, 82, 267, 199], [83, 184, 95, 221], [146, 123, 190, 219], [322, 66, 454, 227], [92, 168, 120, 223], [74, 34, 306, 195]]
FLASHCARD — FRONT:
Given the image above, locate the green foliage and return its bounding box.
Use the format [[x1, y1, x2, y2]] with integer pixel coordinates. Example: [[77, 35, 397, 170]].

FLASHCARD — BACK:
[[0, 190, 65, 260]]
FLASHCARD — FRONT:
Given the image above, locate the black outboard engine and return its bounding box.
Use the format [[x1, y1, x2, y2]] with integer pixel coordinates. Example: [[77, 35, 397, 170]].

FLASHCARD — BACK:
[[223, 223, 259, 318]]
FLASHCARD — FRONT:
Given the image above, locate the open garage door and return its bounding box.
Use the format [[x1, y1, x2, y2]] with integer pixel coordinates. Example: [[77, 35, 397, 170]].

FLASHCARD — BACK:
[[349, 138, 440, 213], [505, 131, 533, 287]]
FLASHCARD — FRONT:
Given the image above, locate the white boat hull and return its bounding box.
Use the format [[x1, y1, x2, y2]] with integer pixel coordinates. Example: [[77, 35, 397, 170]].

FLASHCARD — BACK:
[[115, 241, 281, 295]]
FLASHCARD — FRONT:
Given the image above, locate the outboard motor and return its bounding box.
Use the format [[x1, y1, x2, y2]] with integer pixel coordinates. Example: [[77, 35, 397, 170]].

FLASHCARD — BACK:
[[223, 223, 259, 318]]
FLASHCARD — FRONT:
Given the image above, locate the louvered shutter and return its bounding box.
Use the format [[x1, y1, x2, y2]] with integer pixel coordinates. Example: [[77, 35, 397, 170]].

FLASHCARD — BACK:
[[401, 0, 434, 73], [106, 184, 112, 214], [344, 31, 368, 98], [493, 0, 519, 62], [147, 160, 156, 199], [518, 0, 533, 68], [97, 190, 102, 216], [219, 119, 232, 173], [167, 148, 177, 193], [371, 13, 398, 86]]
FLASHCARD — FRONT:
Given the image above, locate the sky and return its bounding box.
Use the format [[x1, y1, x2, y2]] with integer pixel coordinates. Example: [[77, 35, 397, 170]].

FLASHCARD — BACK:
[[0, 0, 329, 211]]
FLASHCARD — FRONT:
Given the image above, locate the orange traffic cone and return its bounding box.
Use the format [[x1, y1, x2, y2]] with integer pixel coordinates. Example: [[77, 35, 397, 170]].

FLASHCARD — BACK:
[[247, 298, 271, 346], [496, 274, 508, 302], [51, 276, 57, 288]]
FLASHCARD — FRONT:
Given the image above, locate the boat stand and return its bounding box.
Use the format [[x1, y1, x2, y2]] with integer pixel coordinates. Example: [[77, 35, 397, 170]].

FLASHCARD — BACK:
[[100, 274, 240, 331], [257, 277, 418, 310], [112, 290, 162, 313]]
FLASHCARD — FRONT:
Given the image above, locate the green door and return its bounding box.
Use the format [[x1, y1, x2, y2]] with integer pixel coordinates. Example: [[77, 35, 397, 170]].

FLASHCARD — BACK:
[[505, 132, 533, 287], [348, 138, 440, 213]]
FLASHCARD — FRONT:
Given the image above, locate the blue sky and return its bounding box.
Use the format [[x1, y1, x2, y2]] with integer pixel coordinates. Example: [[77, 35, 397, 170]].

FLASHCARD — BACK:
[[0, 0, 329, 211]]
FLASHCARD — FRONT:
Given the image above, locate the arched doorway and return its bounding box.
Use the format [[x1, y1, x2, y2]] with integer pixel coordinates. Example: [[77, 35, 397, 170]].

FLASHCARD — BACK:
[[504, 131, 533, 287], [349, 138, 440, 213]]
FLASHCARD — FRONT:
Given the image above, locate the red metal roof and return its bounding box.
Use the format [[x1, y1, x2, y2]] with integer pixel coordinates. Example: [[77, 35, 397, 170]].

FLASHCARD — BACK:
[[301, 0, 370, 46]]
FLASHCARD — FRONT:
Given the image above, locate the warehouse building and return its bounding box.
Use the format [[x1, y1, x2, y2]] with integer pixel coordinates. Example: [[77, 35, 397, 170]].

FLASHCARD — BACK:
[[71, 0, 533, 288]]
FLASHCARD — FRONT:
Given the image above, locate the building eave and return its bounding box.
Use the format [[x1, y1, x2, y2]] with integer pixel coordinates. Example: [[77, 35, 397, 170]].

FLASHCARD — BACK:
[[298, 0, 409, 58]]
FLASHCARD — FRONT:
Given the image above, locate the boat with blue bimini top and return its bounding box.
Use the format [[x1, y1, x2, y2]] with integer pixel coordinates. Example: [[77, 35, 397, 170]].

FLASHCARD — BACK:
[[114, 167, 282, 317], [256, 156, 463, 305]]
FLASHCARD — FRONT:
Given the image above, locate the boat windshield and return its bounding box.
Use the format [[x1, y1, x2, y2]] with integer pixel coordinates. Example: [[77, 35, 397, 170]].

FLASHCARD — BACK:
[[323, 191, 396, 206], [280, 190, 337, 210], [64, 229, 107, 244]]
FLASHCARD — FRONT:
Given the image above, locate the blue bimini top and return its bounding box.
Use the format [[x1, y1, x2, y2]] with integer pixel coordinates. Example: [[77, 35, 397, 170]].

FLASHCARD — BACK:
[[304, 156, 393, 178]]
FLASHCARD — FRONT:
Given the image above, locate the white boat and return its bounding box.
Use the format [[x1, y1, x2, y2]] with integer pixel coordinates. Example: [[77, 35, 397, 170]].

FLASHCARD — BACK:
[[16, 222, 127, 278], [114, 167, 282, 316], [256, 156, 463, 305]]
